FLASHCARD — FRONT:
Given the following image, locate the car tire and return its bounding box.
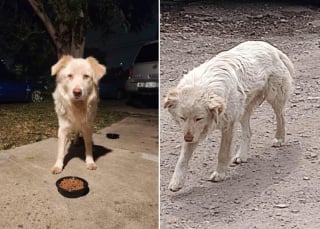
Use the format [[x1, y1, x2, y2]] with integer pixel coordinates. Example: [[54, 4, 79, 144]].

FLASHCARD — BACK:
[[115, 90, 124, 100], [30, 90, 43, 103]]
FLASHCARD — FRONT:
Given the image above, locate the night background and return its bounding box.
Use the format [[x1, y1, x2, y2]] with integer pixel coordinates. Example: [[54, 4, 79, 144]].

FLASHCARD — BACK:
[[0, 0, 158, 79], [0, 0, 158, 150]]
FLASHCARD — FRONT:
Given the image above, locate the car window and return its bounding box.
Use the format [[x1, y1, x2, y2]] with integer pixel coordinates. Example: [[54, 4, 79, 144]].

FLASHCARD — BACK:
[[0, 61, 18, 80], [0, 61, 8, 75], [135, 42, 158, 63]]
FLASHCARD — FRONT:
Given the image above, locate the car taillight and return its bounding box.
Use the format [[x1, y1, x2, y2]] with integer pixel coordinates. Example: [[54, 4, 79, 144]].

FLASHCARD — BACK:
[[128, 67, 133, 79]]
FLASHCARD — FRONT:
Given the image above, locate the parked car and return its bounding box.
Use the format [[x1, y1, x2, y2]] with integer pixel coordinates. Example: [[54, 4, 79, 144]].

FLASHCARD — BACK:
[[125, 40, 159, 97], [0, 60, 46, 102], [99, 67, 128, 100]]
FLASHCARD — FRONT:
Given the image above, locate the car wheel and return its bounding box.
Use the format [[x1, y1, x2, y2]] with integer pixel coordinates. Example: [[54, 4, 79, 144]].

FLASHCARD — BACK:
[[115, 90, 124, 100], [126, 92, 136, 104], [30, 90, 43, 103]]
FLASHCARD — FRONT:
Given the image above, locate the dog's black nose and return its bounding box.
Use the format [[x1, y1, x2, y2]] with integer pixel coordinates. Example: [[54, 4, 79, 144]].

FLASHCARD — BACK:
[[184, 132, 194, 142], [73, 88, 82, 98]]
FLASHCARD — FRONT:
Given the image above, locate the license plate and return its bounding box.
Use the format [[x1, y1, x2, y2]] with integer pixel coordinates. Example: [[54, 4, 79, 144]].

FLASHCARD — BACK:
[[145, 82, 158, 88], [137, 82, 158, 88], [137, 82, 145, 87]]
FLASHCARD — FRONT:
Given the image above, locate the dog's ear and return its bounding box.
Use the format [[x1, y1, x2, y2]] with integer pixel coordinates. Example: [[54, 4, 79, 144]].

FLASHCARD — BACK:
[[208, 94, 225, 124], [86, 57, 106, 81], [164, 89, 179, 109], [51, 55, 73, 76]]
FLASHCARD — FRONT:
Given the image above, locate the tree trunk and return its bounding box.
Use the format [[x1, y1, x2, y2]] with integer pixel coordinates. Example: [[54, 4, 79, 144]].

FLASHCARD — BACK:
[[27, 0, 86, 59], [70, 39, 85, 58]]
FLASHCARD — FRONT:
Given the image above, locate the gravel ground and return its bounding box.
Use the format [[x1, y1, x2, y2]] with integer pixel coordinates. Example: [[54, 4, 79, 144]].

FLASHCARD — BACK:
[[160, 2, 320, 228]]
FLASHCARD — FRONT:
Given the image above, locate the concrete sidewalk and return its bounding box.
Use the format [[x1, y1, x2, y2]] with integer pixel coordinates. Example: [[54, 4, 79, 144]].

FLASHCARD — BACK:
[[0, 116, 158, 229]]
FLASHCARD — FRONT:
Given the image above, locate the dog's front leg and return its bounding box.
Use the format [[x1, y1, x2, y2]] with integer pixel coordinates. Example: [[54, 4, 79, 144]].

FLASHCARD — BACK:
[[210, 125, 234, 182], [82, 127, 97, 170], [52, 127, 68, 174], [169, 142, 199, 192]]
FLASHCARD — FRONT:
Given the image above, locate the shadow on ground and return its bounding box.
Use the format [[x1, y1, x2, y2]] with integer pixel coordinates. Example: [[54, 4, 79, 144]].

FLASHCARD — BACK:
[[127, 94, 159, 109], [63, 140, 112, 168]]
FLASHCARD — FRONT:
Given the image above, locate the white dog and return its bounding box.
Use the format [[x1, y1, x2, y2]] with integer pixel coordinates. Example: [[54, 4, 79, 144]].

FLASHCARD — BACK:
[[164, 41, 294, 191], [51, 55, 106, 174]]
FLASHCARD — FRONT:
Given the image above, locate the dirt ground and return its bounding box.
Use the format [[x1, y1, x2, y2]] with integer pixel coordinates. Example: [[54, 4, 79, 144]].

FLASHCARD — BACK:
[[160, 2, 320, 228]]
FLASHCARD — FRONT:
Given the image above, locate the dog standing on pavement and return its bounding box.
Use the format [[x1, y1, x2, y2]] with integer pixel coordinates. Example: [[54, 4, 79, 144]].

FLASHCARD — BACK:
[[51, 55, 106, 174], [164, 41, 294, 191]]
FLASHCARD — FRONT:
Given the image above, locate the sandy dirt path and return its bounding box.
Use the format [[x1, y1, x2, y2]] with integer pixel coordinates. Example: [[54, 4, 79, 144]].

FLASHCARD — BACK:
[[160, 2, 320, 228]]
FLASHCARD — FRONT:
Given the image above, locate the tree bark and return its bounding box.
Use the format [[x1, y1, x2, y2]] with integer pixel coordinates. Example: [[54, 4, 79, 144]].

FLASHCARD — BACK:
[[27, 0, 61, 56], [27, 0, 85, 58]]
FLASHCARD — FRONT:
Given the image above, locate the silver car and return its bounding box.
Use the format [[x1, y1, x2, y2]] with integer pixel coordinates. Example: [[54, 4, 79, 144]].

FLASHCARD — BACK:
[[125, 41, 159, 97]]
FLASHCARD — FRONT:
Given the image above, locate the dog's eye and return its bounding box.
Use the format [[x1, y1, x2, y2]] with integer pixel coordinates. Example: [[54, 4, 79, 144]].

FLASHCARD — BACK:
[[67, 74, 73, 79], [83, 74, 90, 79], [195, 118, 204, 122]]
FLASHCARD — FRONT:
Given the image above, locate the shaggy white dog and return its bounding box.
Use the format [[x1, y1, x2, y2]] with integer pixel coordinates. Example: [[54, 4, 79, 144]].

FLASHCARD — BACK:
[[51, 55, 106, 174], [164, 41, 294, 191]]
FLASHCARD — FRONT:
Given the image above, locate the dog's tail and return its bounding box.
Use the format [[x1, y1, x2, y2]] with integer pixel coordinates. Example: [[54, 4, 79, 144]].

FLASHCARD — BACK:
[[277, 50, 294, 98], [278, 50, 295, 78]]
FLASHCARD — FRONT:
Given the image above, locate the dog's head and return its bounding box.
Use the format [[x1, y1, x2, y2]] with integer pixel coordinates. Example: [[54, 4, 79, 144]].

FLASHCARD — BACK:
[[51, 55, 106, 101], [164, 86, 225, 143]]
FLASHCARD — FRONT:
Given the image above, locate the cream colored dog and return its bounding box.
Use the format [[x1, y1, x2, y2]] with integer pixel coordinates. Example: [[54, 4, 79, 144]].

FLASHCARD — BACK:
[[164, 41, 294, 191], [51, 55, 106, 174]]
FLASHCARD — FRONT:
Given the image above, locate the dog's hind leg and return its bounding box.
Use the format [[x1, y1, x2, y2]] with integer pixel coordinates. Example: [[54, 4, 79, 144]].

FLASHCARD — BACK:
[[169, 142, 198, 192], [267, 78, 291, 147], [269, 100, 287, 147], [210, 124, 234, 182]]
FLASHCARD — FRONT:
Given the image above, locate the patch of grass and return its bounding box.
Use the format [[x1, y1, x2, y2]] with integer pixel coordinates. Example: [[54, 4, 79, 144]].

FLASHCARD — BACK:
[[0, 100, 128, 150]]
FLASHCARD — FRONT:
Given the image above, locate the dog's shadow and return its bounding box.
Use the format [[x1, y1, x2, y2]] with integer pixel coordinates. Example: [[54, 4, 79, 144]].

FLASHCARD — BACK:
[[63, 138, 111, 168]]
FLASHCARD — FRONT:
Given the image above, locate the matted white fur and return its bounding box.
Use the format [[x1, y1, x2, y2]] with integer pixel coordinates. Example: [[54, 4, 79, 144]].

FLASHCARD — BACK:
[[51, 55, 106, 174], [164, 41, 294, 191]]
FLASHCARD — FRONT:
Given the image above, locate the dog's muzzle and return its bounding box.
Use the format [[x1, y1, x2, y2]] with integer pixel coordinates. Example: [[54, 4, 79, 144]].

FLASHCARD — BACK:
[[184, 132, 194, 142], [73, 88, 82, 99]]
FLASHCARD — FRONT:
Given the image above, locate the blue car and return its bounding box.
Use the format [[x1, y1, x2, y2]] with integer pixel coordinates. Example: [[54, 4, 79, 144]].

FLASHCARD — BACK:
[[99, 68, 128, 100], [0, 61, 46, 102]]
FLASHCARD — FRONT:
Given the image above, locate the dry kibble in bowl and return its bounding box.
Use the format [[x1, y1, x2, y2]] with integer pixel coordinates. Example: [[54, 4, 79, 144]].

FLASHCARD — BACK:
[[59, 177, 84, 191], [56, 176, 89, 198]]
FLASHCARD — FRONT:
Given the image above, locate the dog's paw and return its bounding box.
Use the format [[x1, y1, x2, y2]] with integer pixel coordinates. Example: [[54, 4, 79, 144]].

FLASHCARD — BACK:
[[209, 171, 226, 182], [52, 166, 62, 174], [272, 138, 285, 148], [86, 162, 97, 170], [232, 155, 248, 164], [168, 179, 184, 192]]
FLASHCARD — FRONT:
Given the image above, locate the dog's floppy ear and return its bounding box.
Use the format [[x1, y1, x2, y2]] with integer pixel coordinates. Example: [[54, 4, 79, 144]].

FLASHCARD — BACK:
[[51, 55, 73, 76], [207, 94, 225, 124], [86, 56, 106, 81], [164, 89, 179, 109]]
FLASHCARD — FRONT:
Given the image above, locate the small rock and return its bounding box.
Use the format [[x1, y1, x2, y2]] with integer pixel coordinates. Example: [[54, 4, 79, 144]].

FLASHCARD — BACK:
[[274, 204, 288, 209], [234, 199, 240, 204], [273, 163, 281, 167], [173, 144, 180, 149], [254, 14, 263, 19], [291, 209, 299, 214], [310, 152, 318, 158], [303, 176, 310, 180]]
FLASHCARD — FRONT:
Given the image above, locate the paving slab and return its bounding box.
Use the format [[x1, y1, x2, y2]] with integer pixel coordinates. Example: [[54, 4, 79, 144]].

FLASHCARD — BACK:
[[0, 116, 158, 229]]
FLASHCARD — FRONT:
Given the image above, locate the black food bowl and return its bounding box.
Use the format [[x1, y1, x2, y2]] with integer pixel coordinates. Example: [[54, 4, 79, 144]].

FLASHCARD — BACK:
[[106, 133, 120, 139], [56, 176, 89, 198]]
